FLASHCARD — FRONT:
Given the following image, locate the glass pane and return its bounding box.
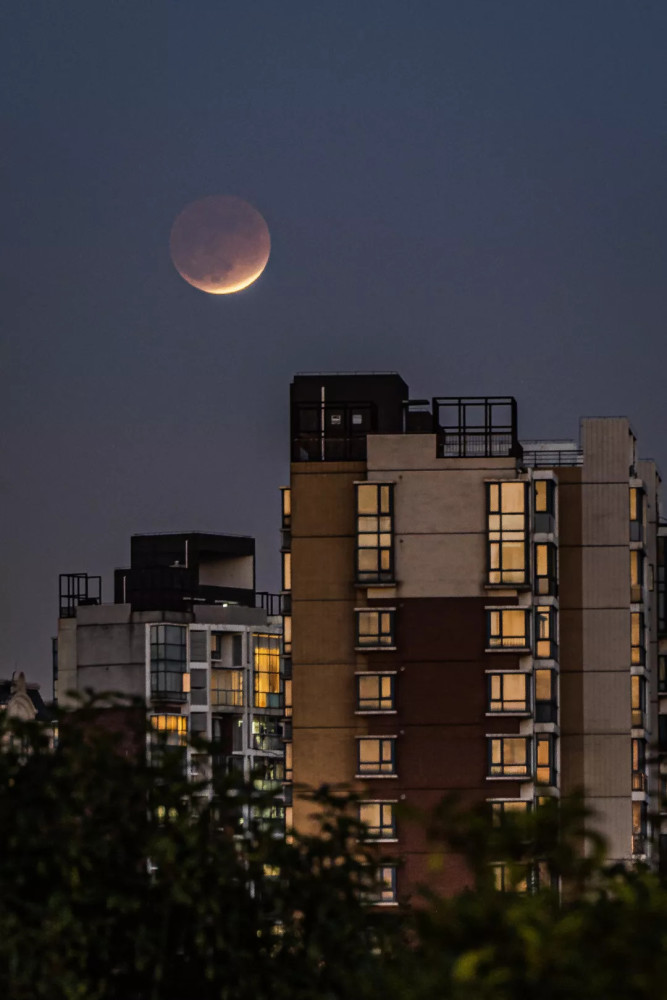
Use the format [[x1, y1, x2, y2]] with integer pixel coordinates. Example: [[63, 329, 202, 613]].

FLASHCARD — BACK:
[[359, 740, 378, 763], [504, 673, 526, 704], [500, 482, 526, 513], [357, 484, 379, 515]]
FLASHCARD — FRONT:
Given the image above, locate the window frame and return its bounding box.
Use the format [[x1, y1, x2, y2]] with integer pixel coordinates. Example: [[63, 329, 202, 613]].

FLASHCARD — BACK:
[[631, 674, 646, 729], [355, 672, 397, 713], [486, 607, 530, 651], [534, 542, 558, 597], [533, 479, 556, 533], [535, 605, 558, 660], [631, 611, 645, 666], [356, 736, 397, 777], [630, 549, 644, 604], [487, 736, 531, 778], [150, 623, 188, 701], [355, 608, 396, 649], [535, 734, 557, 786], [355, 482, 395, 584], [630, 487, 644, 542], [632, 737, 647, 791], [534, 667, 558, 723], [486, 481, 529, 586], [486, 672, 530, 714], [359, 800, 397, 840]]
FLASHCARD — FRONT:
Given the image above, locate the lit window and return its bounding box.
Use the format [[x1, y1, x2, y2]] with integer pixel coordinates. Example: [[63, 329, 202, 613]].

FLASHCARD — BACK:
[[492, 862, 529, 893], [490, 800, 530, 825], [357, 737, 396, 776], [253, 634, 282, 709], [488, 737, 530, 777], [355, 609, 396, 648], [631, 612, 645, 665], [282, 551, 291, 592], [487, 673, 529, 713], [533, 480, 556, 533], [630, 550, 643, 603], [281, 487, 291, 531], [356, 673, 395, 711], [365, 865, 398, 904], [282, 615, 292, 656], [535, 606, 557, 659], [535, 735, 557, 786], [631, 675, 646, 728], [630, 488, 644, 542], [632, 801, 647, 856], [487, 608, 529, 649], [534, 668, 557, 723], [632, 738, 646, 791], [359, 801, 396, 839], [150, 624, 187, 700], [487, 482, 528, 585], [210, 669, 243, 707], [534, 543, 558, 597], [252, 718, 282, 753], [150, 714, 187, 746], [356, 483, 394, 583]]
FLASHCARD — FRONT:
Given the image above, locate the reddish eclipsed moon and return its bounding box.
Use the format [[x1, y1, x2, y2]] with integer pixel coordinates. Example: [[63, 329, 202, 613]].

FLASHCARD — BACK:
[[169, 195, 271, 294]]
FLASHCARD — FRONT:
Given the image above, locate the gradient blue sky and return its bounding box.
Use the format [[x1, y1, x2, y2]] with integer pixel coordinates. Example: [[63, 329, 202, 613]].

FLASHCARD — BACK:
[[2, 1, 666, 690]]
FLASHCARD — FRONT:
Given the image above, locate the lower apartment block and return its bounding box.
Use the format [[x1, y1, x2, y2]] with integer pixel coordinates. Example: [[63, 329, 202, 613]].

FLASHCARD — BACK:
[[285, 372, 664, 900], [56, 533, 287, 814]]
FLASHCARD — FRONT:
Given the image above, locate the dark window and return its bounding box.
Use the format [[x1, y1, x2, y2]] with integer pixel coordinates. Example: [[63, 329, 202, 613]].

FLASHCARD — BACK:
[[659, 716, 667, 753], [630, 488, 644, 542], [535, 606, 558, 660], [535, 735, 557, 786], [658, 536, 667, 636], [357, 737, 396, 776], [252, 718, 282, 753], [359, 801, 396, 839], [533, 480, 556, 533], [488, 737, 531, 777], [355, 609, 396, 648], [189, 630, 208, 662], [487, 673, 529, 713], [535, 668, 557, 723], [355, 483, 394, 583], [150, 624, 187, 700], [660, 656, 667, 694], [534, 543, 558, 597], [368, 865, 397, 904], [189, 667, 208, 706], [487, 482, 528, 585], [356, 673, 396, 711], [487, 608, 529, 649]]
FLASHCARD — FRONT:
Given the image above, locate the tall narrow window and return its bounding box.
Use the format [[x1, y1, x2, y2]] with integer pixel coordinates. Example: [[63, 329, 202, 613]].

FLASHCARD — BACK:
[[632, 801, 647, 856], [535, 735, 557, 786], [535, 669, 557, 723], [487, 482, 528, 585], [631, 675, 646, 728], [632, 738, 646, 790], [534, 543, 558, 597], [282, 615, 292, 656], [630, 550, 643, 603], [660, 656, 667, 694], [535, 606, 557, 659], [631, 612, 645, 665], [534, 480, 556, 533], [630, 488, 644, 542], [488, 737, 531, 777], [356, 483, 394, 583], [281, 487, 291, 530], [487, 608, 529, 649], [253, 633, 282, 709], [282, 551, 292, 592], [487, 673, 529, 713], [355, 609, 396, 648], [150, 624, 187, 700]]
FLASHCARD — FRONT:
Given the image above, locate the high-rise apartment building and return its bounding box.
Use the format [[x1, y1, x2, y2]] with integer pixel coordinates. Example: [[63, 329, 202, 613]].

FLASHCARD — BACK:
[[284, 372, 664, 900], [56, 533, 286, 801]]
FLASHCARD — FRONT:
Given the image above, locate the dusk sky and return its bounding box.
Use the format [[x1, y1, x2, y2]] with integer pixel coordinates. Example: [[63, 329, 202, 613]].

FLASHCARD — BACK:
[[3, 1, 666, 691]]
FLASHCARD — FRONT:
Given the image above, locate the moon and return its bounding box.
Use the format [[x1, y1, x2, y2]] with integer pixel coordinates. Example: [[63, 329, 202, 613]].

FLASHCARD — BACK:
[[169, 195, 271, 294]]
